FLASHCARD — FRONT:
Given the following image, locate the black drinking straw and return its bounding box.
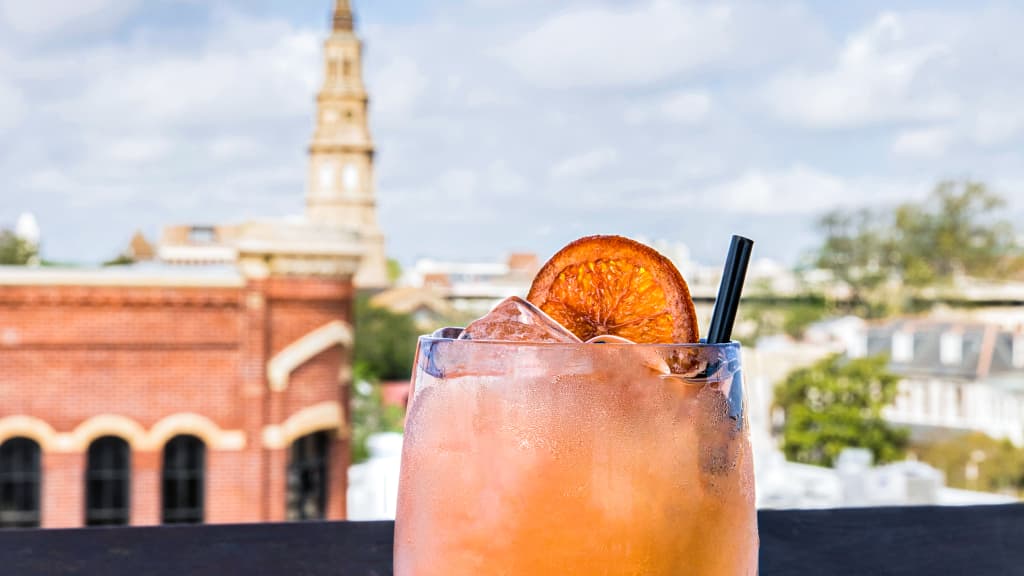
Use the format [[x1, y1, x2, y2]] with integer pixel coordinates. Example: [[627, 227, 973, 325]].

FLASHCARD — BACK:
[[705, 235, 753, 425], [706, 235, 755, 344]]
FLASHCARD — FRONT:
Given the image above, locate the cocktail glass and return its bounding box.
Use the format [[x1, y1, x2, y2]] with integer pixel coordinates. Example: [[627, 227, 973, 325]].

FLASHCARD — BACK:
[[394, 335, 758, 575]]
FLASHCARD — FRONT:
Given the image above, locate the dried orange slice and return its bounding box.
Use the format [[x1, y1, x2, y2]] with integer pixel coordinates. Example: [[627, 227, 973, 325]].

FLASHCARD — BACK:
[[527, 235, 699, 343]]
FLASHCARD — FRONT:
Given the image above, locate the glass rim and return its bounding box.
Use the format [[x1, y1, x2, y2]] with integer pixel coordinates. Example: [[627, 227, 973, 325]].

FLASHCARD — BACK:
[[418, 335, 742, 350]]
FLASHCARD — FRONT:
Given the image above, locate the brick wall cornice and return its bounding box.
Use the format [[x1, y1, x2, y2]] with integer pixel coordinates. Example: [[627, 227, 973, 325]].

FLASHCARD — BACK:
[[261, 277, 354, 302], [0, 286, 242, 308], [3, 342, 239, 351]]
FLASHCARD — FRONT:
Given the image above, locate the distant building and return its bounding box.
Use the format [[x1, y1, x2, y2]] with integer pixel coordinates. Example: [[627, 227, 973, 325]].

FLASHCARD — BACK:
[[746, 316, 1024, 507], [404, 253, 540, 316], [304, 0, 388, 289], [925, 279, 1024, 330], [370, 286, 454, 330], [0, 1, 372, 530], [742, 340, 845, 456], [756, 447, 1015, 509], [506, 253, 539, 276], [798, 316, 1024, 445], [858, 320, 1024, 445], [126, 231, 156, 262], [347, 432, 402, 520], [156, 0, 389, 289], [0, 226, 361, 528], [158, 225, 239, 265]]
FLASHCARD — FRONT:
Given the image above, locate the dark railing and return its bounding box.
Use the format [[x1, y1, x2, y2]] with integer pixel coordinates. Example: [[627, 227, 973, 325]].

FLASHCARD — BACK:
[[1, 504, 1021, 575]]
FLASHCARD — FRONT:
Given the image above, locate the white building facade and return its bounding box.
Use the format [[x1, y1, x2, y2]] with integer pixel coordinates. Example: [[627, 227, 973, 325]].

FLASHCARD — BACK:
[[843, 320, 1024, 445]]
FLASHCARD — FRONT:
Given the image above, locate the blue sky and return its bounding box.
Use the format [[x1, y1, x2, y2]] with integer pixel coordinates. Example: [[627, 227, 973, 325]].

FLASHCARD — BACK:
[[1, 0, 1022, 267]]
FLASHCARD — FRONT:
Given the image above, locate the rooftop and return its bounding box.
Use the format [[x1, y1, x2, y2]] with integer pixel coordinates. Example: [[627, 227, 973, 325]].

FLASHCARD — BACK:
[[0, 263, 243, 288], [866, 319, 1024, 382], [369, 286, 452, 317]]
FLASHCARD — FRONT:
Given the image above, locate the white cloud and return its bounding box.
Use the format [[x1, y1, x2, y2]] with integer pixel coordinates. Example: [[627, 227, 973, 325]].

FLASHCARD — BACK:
[[369, 56, 428, 122], [25, 169, 77, 193], [0, 78, 22, 132], [208, 136, 262, 160], [891, 127, 953, 158], [3, 0, 1024, 268], [484, 160, 528, 197], [764, 13, 958, 129], [693, 166, 927, 215], [60, 24, 319, 129], [501, 0, 829, 90], [380, 166, 506, 229], [625, 90, 712, 126], [469, 0, 531, 6], [972, 106, 1024, 147], [22, 167, 135, 206], [464, 85, 509, 109], [438, 169, 479, 201], [549, 147, 618, 180], [0, 11, 322, 260], [503, 0, 736, 88], [704, 166, 847, 214], [0, 0, 139, 36], [104, 137, 171, 163]]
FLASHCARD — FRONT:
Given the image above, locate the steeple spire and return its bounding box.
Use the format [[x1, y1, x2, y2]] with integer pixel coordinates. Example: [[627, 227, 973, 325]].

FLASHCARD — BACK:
[[306, 0, 389, 288], [333, 0, 354, 32]]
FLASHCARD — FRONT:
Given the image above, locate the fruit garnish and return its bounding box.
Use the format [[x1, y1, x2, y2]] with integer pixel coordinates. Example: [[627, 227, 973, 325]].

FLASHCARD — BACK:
[[527, 235, 699, 344]]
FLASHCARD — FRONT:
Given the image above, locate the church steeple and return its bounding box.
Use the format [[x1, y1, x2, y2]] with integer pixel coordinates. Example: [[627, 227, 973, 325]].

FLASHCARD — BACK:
[[333, 0, 354, 32], [306, 0, 389, 289]]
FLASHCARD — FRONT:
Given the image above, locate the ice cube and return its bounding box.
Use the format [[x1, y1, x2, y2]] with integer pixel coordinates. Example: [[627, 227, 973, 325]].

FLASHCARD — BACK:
[[459, 297, 581, 343]]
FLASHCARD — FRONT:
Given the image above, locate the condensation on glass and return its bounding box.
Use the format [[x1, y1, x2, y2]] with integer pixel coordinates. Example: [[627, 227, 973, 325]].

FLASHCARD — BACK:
[[395, 338, 758, 575]]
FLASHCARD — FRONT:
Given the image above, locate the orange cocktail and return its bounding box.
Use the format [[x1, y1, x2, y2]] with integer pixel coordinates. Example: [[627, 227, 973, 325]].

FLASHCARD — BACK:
[[394, 236, 758, 575]]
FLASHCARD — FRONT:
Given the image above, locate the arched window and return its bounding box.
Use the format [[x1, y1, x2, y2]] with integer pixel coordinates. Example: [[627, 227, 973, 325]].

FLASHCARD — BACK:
[[162, 435, 205, 525], [0, 438, 41, 529], [85, 437, 130, 526], [286, 431, 330, 521]]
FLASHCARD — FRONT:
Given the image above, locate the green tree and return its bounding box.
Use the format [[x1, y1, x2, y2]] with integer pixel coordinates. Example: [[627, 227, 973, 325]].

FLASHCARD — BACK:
[[103, 253, 135, 267], [775, 354, 908, 467], [386, 258, 403, 284], [814, 180, 1021, 314], [353, 294, 419, 381], [894, 180, 1020, 286], [350, 295, 419, 463], [738, 298, 829, 343], [915, 432, 1024, 495], [816, 207, 897, 311], [0, 229, 37, 265], [350, 363, 405, 464], [781, 301, 830, 339]]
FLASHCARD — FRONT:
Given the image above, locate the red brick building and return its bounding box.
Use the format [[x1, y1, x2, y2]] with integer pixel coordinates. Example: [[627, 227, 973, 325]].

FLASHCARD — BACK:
[[0, 0, 384, 529], [0, 223, 363, 528]]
